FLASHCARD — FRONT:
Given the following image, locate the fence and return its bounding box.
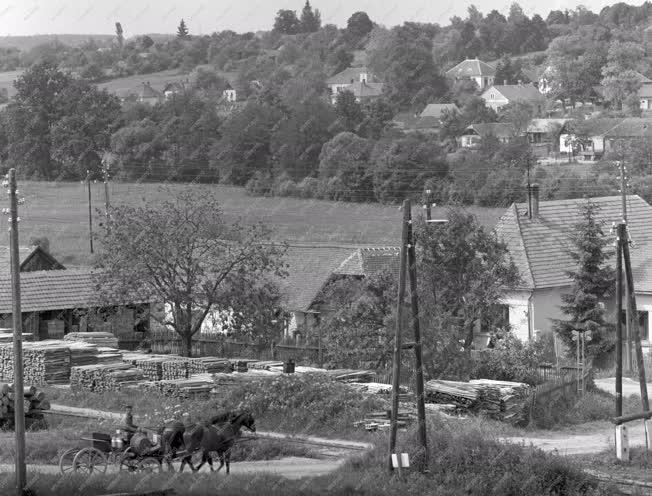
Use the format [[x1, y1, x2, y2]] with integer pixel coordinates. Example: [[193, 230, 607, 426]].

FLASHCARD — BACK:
[[527, 364, 593, 421]]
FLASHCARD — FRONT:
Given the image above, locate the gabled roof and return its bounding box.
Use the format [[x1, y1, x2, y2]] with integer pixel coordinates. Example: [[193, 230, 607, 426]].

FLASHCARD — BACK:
[[392, 112, 441, 131], [0, 246, 62, 273], [495, 195, 652, 290], [139, 83, 162, 99], [334, 247, 401, 279], [604, 118, 652, 138], [326, 66, 376, 85], [486, 84, 545, 102], [462, 123, 516, 139], [446, 59, 496, 78], [526, 119, 569, 134], [0, 268, 146, 314], [420, 103, 459, 119], [347, 81, 384, 98]]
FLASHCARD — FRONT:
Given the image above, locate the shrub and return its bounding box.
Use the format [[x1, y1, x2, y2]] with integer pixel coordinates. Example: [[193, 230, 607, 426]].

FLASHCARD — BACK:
[[296, 177, 321, 198], [244, 171, 273, 196]]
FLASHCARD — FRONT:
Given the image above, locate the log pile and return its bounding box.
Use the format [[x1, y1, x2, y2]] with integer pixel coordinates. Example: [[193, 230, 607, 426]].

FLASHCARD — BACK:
[[0, 383, 50, 430], [324, 370, 376, 383], [68, 343, 99, 367], [161, 359, 189, 380], [425, 379, 530, 425], [144, 375, 213, 398], [354, 408, 415, 431], [188, 357, 232, 374], [132, 357, 167, 381], [64, 332, 119, 348], [70, 363, 144, 392], [0, 342, 70, 385]]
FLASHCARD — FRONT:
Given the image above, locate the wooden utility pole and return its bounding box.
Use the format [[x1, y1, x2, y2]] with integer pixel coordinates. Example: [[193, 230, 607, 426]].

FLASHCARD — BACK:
[[622, 228, 649, 411], [87, 170, 94, 254], [616, 223, 624, 417], [618, 161, 632, 371], [389, 200, 409, 472], [406, 200, 428, 469], [8, 169, 26, 495], [102, 161, 110, 224], [424, 189, 433, 222]]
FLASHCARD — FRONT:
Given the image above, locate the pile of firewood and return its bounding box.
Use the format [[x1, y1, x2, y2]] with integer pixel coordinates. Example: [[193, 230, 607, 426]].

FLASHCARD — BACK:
[[0, 383, 50, 430], [64, 332, 119, 348], [132, 357, 167, 381], [161, 359, 190, 380], [0, 342, 70, 385], [425, 379, 530, 425], [70, 363, 144, 392], [188, 357, 233, 374]]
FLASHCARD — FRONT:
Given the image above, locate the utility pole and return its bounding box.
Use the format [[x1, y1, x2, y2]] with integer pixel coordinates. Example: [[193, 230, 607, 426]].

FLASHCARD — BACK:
[[423, 189, 433, 222], [388, 200, 409, 472], [618, 161, 632, 371], [622, 226, 649, 411], [406, 199, 428, 469], [102, 160, 110, 224], [87, 170, 94, 254], [616, 222, 624, 417], [7, 169, 26, 495]]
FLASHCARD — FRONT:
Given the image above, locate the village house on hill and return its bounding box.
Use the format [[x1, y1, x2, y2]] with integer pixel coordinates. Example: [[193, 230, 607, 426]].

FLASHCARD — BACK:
[[458, 122, 516, 148], [445, 58, 496, 90], [392, 103, 459, 134], [496, 188, 652, 348], [481, 83, 546, 112], [325, 66, 383, 105]]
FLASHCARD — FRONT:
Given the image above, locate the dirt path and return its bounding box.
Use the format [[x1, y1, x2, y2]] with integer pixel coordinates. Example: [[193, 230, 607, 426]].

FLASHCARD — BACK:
[[0, 457, 346, 479]]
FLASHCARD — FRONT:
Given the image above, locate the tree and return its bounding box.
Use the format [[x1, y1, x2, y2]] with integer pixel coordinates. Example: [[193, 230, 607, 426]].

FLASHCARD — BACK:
[[299, 1, 321, 33], [334, 90, 363, 132], [177, 19, 189, 39], [141, 35, 154, 50], [317, 271, 397, 368], [115, 22, 124, 49], [346, 11, 374, 38], [358, 98, 394, 139], [273, 10, 300, 35], [95, 189, 288, 357], [29, 236, 50, 253], [551, 202, 615, 358], [416, 209, 520, 378], [498, 100, 536, 134], [601, 41, 645, 111], [318, 132, 374, 202]]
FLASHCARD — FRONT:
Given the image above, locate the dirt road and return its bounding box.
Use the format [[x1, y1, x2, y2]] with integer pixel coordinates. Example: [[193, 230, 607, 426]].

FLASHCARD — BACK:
[[0, 457, 346, 479]]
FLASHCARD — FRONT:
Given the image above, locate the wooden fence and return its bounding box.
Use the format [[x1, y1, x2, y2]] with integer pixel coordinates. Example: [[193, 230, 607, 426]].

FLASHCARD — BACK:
[[527, 364, 593, 421]]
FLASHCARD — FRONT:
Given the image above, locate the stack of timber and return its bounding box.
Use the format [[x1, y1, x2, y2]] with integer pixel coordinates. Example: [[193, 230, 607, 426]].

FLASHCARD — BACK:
[[247, 360, 282, 371], [144, 375, 213, 398], [188, 357, 233, 374], [132, 357, 167, 381], [161, 359, 190, 380], [425, 379, 530, 425], [70, 363, 144, 392], [354, 408, 415, 431], [68, 342, 99, 367], [0, 332, 34, 343], [323, 369, 376, 383], [0, 342, 70, 385], [228, 358, 259, 372], [348, 382, 408, 395], [64, 332, 119, 348], [0, 383, 50, 430]]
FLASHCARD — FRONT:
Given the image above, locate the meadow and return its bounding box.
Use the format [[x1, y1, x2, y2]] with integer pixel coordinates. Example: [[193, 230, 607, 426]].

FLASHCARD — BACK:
[[14, 181, 505, 267]]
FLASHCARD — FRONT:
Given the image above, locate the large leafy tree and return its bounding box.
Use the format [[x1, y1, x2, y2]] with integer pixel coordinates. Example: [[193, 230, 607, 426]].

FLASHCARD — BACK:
[[334, 90, 363, 132], [346, 11, 374, 39], [601, 41, 645, 113], [273, 10, 300, 35], [95, 189, 288, 357], [552, 202, 615, 358]]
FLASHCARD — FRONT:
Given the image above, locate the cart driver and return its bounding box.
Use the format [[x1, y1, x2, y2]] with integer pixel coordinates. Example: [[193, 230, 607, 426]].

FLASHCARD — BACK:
[[122, 405, 138, 435]]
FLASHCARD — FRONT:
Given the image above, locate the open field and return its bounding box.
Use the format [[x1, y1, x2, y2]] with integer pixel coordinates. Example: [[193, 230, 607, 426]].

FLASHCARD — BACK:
[[15, 181, 505, 266], [0, 70, 22, 99], [96, 69, 192, 97]]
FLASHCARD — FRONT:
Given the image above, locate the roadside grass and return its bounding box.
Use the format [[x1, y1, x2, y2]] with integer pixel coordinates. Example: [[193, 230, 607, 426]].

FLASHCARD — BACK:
[[2, 420, 617, 496], [575, 447, 652, 484], [16, 181, 504, 266]]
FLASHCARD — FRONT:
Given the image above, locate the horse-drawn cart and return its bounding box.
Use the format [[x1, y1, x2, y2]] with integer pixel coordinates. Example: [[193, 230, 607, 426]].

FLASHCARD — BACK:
[[59, 429, 166, 474]]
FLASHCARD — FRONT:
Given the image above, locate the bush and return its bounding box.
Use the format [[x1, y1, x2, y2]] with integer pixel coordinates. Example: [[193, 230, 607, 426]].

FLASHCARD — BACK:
[[244, 171, 273, 196], [296, 177, 321, 198]]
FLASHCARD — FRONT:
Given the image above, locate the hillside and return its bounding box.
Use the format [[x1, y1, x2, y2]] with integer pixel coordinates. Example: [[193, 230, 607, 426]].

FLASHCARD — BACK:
[[0, 34, 114, 50], [15, 182, 505, 267]]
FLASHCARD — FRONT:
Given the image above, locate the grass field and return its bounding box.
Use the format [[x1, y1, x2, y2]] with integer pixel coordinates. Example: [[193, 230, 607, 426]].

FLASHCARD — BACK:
[[14, 181, 505, 267]]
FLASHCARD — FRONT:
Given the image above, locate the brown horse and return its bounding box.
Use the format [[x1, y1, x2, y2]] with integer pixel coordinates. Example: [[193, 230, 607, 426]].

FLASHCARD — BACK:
[[161, 411, 240, 472], [182, 411, 256, 474]]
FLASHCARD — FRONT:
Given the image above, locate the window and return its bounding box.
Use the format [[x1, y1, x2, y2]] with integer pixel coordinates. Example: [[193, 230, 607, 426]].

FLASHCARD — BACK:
[[620, 310, 649, 341], [490, 93, 494, 99]]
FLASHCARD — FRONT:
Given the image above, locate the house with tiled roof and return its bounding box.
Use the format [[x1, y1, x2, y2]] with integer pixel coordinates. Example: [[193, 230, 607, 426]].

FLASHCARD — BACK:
[[0, 267, 157, 342], [0, 245, 63, 273], [481, 83, 546, 112], [446, 58, 496, 90], [420, 103, 459, 120], [558, 118, 625, 160], [495, 188, 652, 344], [325, 66, 383, 104], [138, 82, 163, 105], [604, 117, 652, 152], [277, 245, 400, 341], [391, 113, 441, 134], [458, 122, 517, 148]]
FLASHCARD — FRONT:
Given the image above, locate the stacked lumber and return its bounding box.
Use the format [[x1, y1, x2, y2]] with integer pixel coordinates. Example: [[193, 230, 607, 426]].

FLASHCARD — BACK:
[[425, 380, 479, 409], [70, 363, 144, 392], [247, 360, 282, 371], [23, 344, 70, 384], [228, 358, 259, 372], [321, 369, 376, 383], [64, 332, 119, 348], [68, 343, 99, 367], [144, 375, 213, 398], [0, 383, 50, 430], [133, 357, 167, 381], [347, 382, 409, 395], [188, 357, 232, 374], [0, 333, 34, 343], [354, 408, 415, 431], [161, 359, 189, 380]]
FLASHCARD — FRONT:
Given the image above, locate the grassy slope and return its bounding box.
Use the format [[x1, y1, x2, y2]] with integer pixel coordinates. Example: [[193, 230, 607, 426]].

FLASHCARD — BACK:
[[17, 181, 505, 266]]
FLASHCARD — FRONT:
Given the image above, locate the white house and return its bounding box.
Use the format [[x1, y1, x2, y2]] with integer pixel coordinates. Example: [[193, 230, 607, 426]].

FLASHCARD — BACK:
[[325, 66, 383, 105], [481, 83, 546, 112], [446, 58, 496, 90], [558, 118, 624, 160], [495, 189, 652, 347]]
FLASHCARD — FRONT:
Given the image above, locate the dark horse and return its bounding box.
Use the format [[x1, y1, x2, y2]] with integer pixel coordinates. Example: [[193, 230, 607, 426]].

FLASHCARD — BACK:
[[181, 411, 256, 474], [160, 411, 241, 472]]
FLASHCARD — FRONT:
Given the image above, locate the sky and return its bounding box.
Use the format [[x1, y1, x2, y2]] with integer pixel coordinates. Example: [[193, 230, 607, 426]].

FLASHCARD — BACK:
[[0, 0, 647, 36]]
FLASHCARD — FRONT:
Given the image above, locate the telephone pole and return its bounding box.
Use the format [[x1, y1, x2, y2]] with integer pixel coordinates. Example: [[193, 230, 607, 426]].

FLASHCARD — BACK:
[[7, 169, 26, 495], [616, 222, 624, 417], [388, 200, 409, 472], [102, 161, 110, 223], [87, 170, 94, 254], [618, 161, 632, 371], [406, 200, 428, 468]]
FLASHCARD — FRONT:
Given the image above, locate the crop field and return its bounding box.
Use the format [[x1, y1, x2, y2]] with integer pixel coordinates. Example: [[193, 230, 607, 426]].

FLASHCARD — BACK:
[[12, 181, 505, 267]]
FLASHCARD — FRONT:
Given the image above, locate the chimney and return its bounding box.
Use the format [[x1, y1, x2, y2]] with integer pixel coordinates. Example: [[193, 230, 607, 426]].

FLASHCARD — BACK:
[[529, 184, 540, 218]]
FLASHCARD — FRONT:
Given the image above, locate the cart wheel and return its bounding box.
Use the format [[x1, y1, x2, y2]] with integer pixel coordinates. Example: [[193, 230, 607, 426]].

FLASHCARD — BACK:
[[119, 448, 139, 473], [72, 447, 108, 474], [58, 448, 78, 475], [138, 457, 162, 473]]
